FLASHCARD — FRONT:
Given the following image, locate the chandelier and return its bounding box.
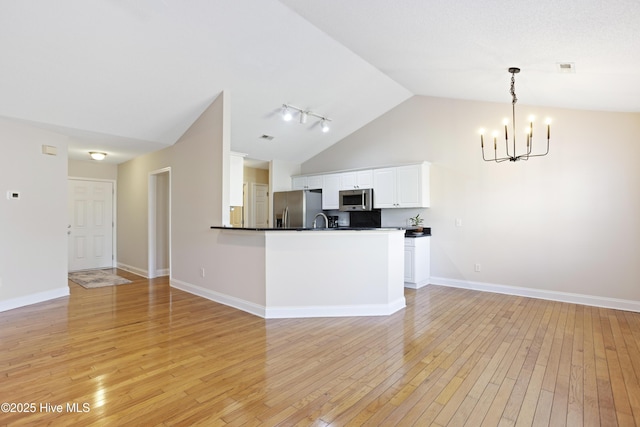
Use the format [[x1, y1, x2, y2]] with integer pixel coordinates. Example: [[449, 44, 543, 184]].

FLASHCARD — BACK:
[[479, 67, 551, 162]]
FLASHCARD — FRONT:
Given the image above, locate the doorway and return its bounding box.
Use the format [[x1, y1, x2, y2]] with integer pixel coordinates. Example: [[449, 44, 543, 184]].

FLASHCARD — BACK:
[[68, 179, 115, 271], [148, 168, 171, 278]]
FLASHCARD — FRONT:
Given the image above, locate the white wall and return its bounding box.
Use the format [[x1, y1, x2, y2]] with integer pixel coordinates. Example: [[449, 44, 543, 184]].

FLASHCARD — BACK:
[[302, 96, 640, 305], [0, 118, 69, 311], [68, 159, 117, 181]]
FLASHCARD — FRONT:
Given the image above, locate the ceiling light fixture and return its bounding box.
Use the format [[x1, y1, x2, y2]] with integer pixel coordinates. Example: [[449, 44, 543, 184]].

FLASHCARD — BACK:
[[479, 67, 552, 162], [89, 151, 107, 161], [281, 104, 331, 133]]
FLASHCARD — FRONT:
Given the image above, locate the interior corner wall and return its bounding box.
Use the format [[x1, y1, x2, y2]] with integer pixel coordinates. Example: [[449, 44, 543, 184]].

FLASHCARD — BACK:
[[302, 95, 640, 303], [0, 118, 69, 310], [170, 91, 265, 304], [116, 92, 265, 307]]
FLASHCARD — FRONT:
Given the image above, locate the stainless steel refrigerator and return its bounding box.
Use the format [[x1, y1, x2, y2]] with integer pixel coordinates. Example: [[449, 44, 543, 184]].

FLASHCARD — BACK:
[[273, 190, 322, 228]]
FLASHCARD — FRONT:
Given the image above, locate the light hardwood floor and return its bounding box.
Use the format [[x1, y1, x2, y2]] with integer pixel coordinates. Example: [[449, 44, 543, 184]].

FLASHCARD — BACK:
[[1, 271, 640, 426]]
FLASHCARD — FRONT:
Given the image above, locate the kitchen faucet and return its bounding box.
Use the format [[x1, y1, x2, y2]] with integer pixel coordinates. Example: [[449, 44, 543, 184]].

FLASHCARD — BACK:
[[313, 212, 329, 229]]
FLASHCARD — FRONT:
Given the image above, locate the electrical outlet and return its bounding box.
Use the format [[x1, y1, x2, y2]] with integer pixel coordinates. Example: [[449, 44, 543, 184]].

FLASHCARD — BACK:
[[455, 218, 462, 227], [474, 263, 481, 272], [200, 268, 205, 278]]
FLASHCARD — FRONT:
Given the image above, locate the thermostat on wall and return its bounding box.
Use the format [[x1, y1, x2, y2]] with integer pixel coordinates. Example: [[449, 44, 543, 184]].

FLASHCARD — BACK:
[[7, 191, 20, 200]]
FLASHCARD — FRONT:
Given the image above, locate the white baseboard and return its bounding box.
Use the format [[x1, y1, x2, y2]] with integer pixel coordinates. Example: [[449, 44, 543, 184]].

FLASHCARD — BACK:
[[0, 287, 69, 313], [117, 263, 149, 278], [171, 278, 406, 319], [154, 268, 169, 277], [264, 297, 406, 319], [430, 276, 640, 313], [170, 278, 266, 317], [404, 280, 429, 290]]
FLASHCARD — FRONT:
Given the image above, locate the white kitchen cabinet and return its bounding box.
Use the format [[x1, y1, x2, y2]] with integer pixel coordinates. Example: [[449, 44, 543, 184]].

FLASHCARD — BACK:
[[373, 163, 429, 208], [322, 173, 341, 209], [229, 152, 246, 206], [292, 174, 323, 190], [404, 236, 430, 289], [340, 170, 373, 190]]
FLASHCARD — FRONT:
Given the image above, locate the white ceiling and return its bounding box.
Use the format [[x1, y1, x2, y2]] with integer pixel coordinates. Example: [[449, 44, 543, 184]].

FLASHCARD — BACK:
[[2, 0, 639, 165]]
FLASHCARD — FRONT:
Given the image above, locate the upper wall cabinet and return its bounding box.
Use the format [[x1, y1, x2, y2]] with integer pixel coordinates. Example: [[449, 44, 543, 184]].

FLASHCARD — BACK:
[[322, 174, 341, 209], [230, 152, 246, 206], [339, 170, 373, 190], [373, 163, 430, 208], [292, 174, 323, 190]]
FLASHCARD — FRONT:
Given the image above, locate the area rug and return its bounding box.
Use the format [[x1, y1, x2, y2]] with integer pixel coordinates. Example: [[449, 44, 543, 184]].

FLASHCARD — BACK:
[[68, 269, 132, 289]]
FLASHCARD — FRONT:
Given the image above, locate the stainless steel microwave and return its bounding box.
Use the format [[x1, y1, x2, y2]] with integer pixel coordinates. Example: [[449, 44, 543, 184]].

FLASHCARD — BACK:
[[339, 188, 373, 211]]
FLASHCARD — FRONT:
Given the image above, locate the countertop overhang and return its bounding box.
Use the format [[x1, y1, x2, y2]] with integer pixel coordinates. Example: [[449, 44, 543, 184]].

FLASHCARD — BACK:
[[210, 226, 431, 236]]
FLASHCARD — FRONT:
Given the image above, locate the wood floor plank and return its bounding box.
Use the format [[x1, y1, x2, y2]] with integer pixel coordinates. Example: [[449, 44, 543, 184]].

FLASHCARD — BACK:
[[1, 274, 640, 426]]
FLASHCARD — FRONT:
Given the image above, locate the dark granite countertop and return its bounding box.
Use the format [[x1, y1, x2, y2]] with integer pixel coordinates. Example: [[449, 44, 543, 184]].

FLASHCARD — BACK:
[[210, 226, 404, 232], [404, 227, 432, 237]]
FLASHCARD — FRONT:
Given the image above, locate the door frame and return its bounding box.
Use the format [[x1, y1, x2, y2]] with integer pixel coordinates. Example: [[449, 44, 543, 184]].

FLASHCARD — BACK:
[[67, 177, 117, 271], [148, 167, 172, 279]]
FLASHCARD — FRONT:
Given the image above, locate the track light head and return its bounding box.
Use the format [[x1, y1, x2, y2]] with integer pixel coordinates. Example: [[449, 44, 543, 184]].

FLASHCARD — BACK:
[[320, 119, 330, 133], [300, 111, 308, 124], [281, 105, 293, 122]]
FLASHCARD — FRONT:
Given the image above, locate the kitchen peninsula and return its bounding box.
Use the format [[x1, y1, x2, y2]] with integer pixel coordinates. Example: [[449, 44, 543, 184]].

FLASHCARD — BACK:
[[209, 226, 405, 318]]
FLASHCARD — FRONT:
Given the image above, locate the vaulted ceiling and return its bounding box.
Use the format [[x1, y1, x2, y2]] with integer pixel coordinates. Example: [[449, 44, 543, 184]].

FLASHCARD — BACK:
[[1, 0, 638, 164]]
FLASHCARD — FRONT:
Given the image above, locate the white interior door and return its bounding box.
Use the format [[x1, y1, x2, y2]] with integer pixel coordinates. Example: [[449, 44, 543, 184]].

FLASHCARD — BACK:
[[253, 183, 269, 228], [68, 179, 114, 271]]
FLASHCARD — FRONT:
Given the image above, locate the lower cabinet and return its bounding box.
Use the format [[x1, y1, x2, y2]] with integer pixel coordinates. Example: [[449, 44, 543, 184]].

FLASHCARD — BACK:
[[404, 237, 430, 289]]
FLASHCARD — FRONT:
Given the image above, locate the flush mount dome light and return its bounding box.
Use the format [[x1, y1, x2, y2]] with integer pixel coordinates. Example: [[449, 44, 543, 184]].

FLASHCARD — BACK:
[[89, 151, 107, 160]]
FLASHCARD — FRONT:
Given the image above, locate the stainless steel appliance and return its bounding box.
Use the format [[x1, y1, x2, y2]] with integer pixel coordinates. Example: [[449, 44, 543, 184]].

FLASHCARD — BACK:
[[273, 190, 323, 228], [339, 188, 373, 211]]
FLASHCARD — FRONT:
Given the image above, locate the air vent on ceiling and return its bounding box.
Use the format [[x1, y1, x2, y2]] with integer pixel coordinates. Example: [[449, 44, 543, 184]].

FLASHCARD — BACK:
[[259, 134, 274, 141], [556, 62, 576, 73]]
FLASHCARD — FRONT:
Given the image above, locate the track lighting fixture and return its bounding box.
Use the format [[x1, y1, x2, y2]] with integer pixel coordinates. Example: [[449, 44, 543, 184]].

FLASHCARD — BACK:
[[281, 104, 331, 133]]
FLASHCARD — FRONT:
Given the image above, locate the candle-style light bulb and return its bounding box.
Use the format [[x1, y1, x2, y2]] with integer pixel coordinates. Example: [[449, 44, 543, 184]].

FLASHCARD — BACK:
[[545, 118, 551, 139], [479, 128, 485, 147], [528, 116, 534, 139], [503, 118, 509, 140]]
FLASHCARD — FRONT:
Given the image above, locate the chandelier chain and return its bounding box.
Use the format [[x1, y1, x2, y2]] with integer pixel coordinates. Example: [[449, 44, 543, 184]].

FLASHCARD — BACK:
[[510, 73, 518, 106]]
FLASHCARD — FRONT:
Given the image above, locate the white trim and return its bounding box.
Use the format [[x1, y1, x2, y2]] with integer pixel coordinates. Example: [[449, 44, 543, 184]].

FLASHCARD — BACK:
[[430, 276, 640, 313], [264, 297, 406, 319], [404, 279, 430, 290], [117, 262, 149, 278], [171, 278, 265, 317], [0, 287, 69, 313], [155, 268, 170, 277], [148, 167, 172, 280], [171, 278, 406, 319]]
